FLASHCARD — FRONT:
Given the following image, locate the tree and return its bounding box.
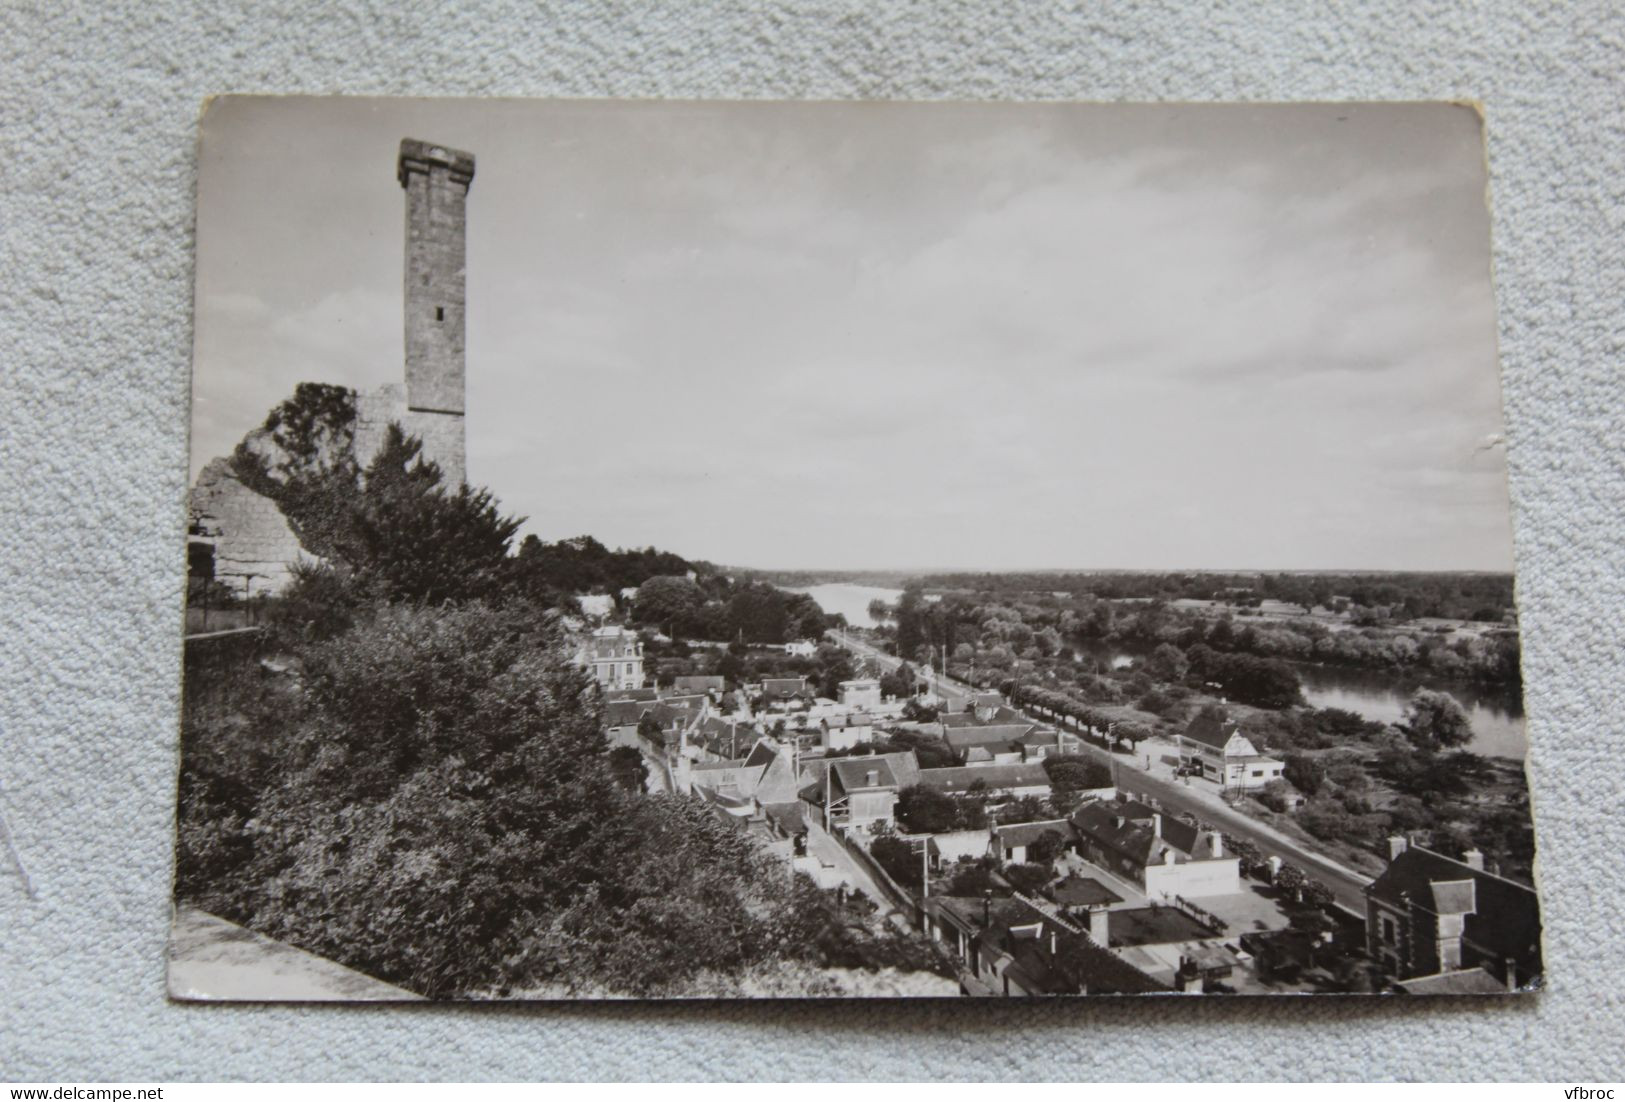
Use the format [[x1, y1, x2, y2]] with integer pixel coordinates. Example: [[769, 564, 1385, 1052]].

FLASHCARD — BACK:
[[229, 382, 363, 561], [1026, 829, 1068, 867], [901, 698, 940, 723], [946, 861, 1001, 896], [894, 785, 960, 834], [1402, 688, 1474, 752], [634, 575, 705, 637], [607, 746, 648, 793], [1144, 642, 1190, 684], [870, 836, 924, 891], [879, 663, 920, 701], [1282, 753, 1325, 798], [345, 426, 523, 603], [1275, 862, 1308, 900], [1043, 755, 1112, 795], [1003, 863, 1052, 894], [237, 416, 522, 605]]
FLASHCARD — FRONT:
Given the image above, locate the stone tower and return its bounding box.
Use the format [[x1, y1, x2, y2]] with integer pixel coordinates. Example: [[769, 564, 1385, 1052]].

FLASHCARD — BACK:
[[397, 137, 475, 487]]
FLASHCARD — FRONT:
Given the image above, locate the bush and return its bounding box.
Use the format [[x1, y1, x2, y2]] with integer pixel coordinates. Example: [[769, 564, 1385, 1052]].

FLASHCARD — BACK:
[[1257, 779, 1292, 814], [177, 602, 871, 998]]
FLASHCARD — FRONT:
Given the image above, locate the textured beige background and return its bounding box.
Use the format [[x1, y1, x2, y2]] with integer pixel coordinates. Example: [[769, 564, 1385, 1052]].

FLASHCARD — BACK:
[[1, 0, 1621, 1082]]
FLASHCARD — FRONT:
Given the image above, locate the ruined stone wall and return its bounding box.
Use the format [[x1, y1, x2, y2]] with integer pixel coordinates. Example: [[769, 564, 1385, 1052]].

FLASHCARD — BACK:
[[353, 383, 466, 487], [187, 458, 307, 597], [352, 383, 407, 473]]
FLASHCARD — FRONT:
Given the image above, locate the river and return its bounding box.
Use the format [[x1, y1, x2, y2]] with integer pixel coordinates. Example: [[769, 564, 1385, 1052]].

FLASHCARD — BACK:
[[1074, 638, 1527, 760], [790, 583, 1528, 759], [784, 583, 905, 629]]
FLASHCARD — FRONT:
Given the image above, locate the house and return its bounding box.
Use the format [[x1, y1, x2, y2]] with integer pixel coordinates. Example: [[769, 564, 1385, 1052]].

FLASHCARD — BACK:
[[692, 716, 760, 761], [820, 714, 877, 751], [970, 691, 1004, 721], [807, 759, 899, 829], [989, 819, 1073, 865], [643, 703, 709, 750], [784, 640, 818, 658], [601, 696, 708, 748], [921, 895, 1166, 996], [937, 704, 1027, 729], [839, 678, 882, 709], [1068, 798, 1239, 899], [760, 676, 814, 710], [1177, 712, 1284, 790], [1364, 837, 1541, 992], [1014, 728, 1064, 761], [943, 724, 1041, 764], [686, 738, 803, 802], [798, 751, 922, 830], [671, 674, 726, 697], [914, 763, 1052, 798], [580, 625, 644, 691]]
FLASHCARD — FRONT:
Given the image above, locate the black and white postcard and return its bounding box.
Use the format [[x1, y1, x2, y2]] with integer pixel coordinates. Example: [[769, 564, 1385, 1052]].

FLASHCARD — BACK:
[[174, 98, 1540, 1000]]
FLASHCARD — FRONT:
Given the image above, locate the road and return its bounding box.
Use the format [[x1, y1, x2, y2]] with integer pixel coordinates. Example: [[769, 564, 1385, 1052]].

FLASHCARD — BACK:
[[831, 629, 974, 708], [827, 630, 1373, 914]]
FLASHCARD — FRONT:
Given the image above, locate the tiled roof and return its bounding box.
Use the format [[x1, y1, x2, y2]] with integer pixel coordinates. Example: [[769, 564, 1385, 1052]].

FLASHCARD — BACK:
[[801, 751, 921, 800], [1070, 801, 1172, 870], [981, 898, 1168, 995], [1365, 846, 1542, 977], [603, 700, 652, 727], [1182, 711, 1241, 750], [831, 758, 898, 791], [763, 802, 806, 836], [1159, 816, 1202, 857], [944, 724, 1038, 750], [915, 763, 1051, 794], [992, 819, 1075, 849]]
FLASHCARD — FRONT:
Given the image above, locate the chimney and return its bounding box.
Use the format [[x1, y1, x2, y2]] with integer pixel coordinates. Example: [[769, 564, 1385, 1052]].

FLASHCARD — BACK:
[[1088, 905, 1109, 945], [1150, 813, 1162, 838], [1386, 835, 1409, 862], [1462, 848, 1484, 871], [1209, 832, 1223, 858]]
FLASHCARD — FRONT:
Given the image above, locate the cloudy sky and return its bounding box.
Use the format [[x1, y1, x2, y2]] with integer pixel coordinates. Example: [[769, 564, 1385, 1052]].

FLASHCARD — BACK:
[[193, 98, 1513, 572]]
